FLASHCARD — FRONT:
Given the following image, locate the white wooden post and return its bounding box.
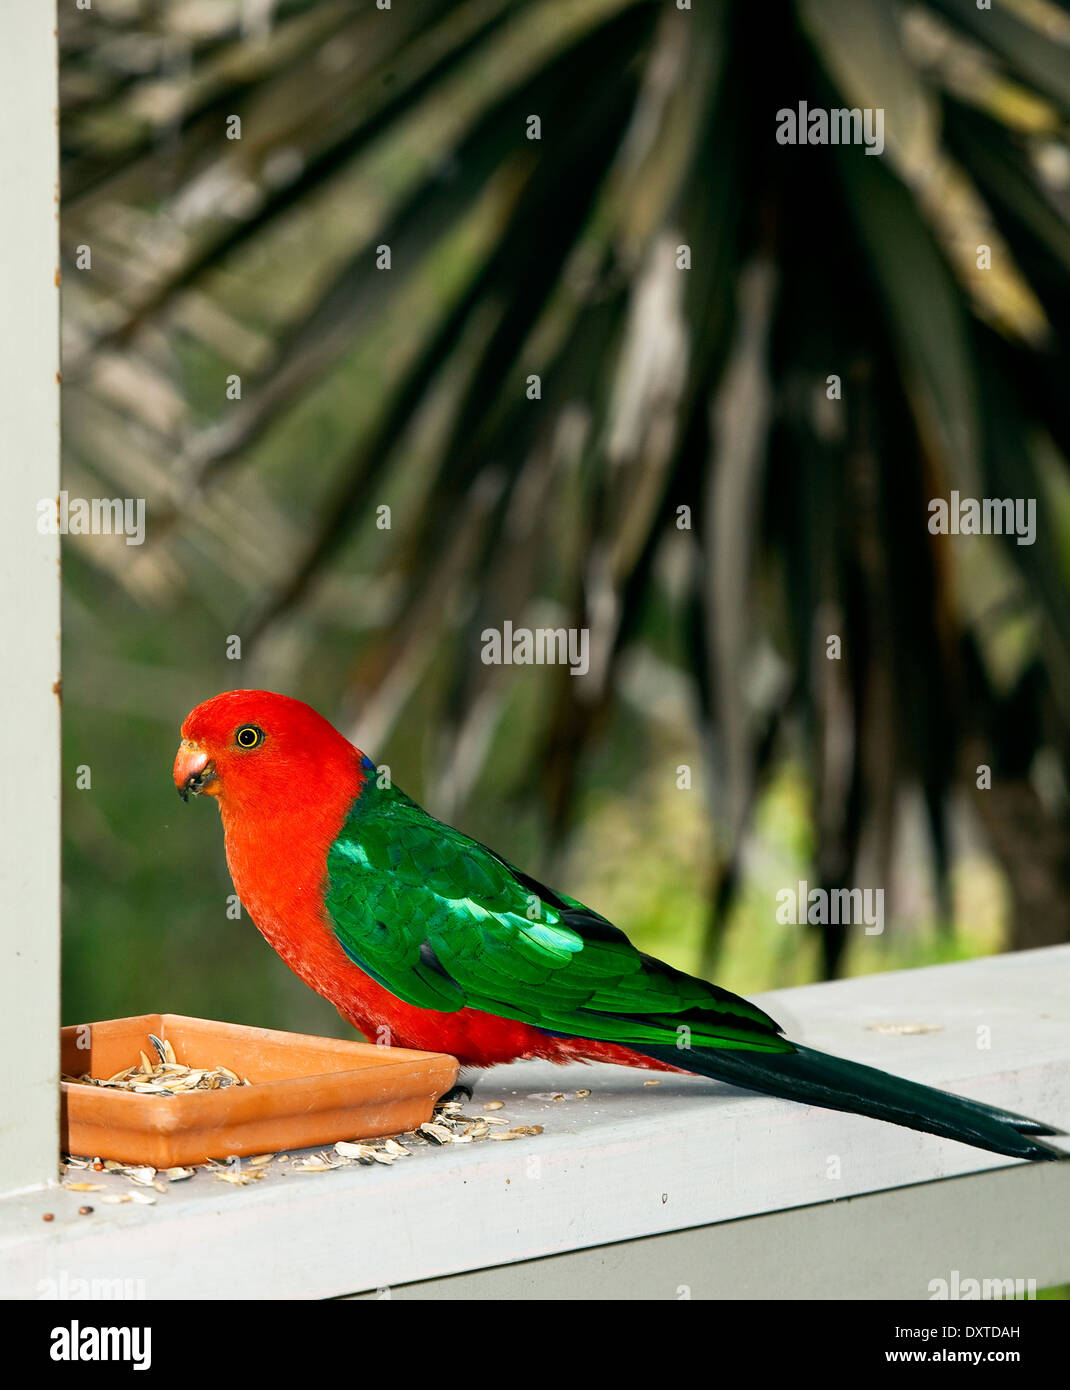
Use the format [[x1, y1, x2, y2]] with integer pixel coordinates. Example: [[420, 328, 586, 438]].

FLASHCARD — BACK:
[[0, 0, 61, 1194]]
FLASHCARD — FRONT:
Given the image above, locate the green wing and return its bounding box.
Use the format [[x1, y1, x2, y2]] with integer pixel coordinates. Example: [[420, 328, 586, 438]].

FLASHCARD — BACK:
[[324, 782, 792, 1054]]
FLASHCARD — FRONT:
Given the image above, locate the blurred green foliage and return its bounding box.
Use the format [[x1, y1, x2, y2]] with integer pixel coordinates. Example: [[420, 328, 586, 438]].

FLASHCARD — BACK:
[[60, 0, 1070, 1030]]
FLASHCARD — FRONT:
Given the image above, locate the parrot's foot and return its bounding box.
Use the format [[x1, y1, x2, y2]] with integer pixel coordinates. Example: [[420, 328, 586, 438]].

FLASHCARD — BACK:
[[438, 1068, 480, 1105]]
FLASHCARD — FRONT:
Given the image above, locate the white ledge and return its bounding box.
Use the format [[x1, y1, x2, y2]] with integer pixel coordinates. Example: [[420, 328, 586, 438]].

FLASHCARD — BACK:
[[3, 946, 1069, 1299]]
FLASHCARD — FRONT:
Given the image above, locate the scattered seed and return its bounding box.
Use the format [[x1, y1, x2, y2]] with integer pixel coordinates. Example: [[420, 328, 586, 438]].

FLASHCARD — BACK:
[[63, 1181, 105, 1192], [419, 1122, 454, 1146], [483, 1101, 504, 1111], [77, 1206, 93, 1215], [127, 1190, 156, 1205], [575, 1089, 591, 1099], [867, 1022, 944, 1036], [248, 1154, 275, 1166], [163, 1167, 194, 1182], [123, 1166, 156, 1186], [42, 1212, 54, 1222], [492, 1124, 543, 1140], [100, 1194, 131, 1205], [643, 1079, 660, 1086], [290, 1154, 342, 1173]]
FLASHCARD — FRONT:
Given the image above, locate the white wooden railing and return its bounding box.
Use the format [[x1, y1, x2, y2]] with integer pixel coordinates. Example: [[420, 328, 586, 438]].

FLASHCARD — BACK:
[[1, 947, 1068, 1299]]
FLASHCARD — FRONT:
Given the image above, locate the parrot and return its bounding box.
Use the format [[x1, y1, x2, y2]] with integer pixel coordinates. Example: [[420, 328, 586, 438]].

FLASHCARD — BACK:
[[174, 688, 1063, 1162]]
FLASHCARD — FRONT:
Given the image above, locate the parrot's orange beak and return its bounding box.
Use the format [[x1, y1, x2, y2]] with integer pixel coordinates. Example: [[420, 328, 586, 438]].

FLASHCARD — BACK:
[[174, 741, 215, 801]]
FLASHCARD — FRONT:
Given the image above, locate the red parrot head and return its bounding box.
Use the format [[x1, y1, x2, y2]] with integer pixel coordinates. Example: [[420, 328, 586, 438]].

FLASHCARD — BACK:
[[174, 689, 360, 819]]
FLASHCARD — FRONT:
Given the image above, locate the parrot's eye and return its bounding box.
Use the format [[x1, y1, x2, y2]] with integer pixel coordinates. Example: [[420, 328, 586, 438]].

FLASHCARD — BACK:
[[235, 724, 264, 750]]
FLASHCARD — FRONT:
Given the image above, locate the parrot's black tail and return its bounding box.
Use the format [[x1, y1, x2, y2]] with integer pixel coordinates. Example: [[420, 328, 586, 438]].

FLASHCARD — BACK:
[[639, 1042, 1065, 1162]]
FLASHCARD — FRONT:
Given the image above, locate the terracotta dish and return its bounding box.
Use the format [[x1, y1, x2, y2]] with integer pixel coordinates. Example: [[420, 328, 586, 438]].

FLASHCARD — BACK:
[[60, 1013, 459, 1167]]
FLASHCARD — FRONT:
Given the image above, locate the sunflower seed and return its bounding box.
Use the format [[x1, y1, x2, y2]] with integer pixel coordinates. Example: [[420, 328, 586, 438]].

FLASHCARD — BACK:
[[163, 1167, 194, 1182], [213, 1168, 265, 1184], [867, 1021, 944, 1036], [64, 1054, 250, 1096], [483, 1101, 504, 1111], [63, 1181, 104, 1192], [291, 1154, 342, 1172], [333, 1141, 370, 1159]]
